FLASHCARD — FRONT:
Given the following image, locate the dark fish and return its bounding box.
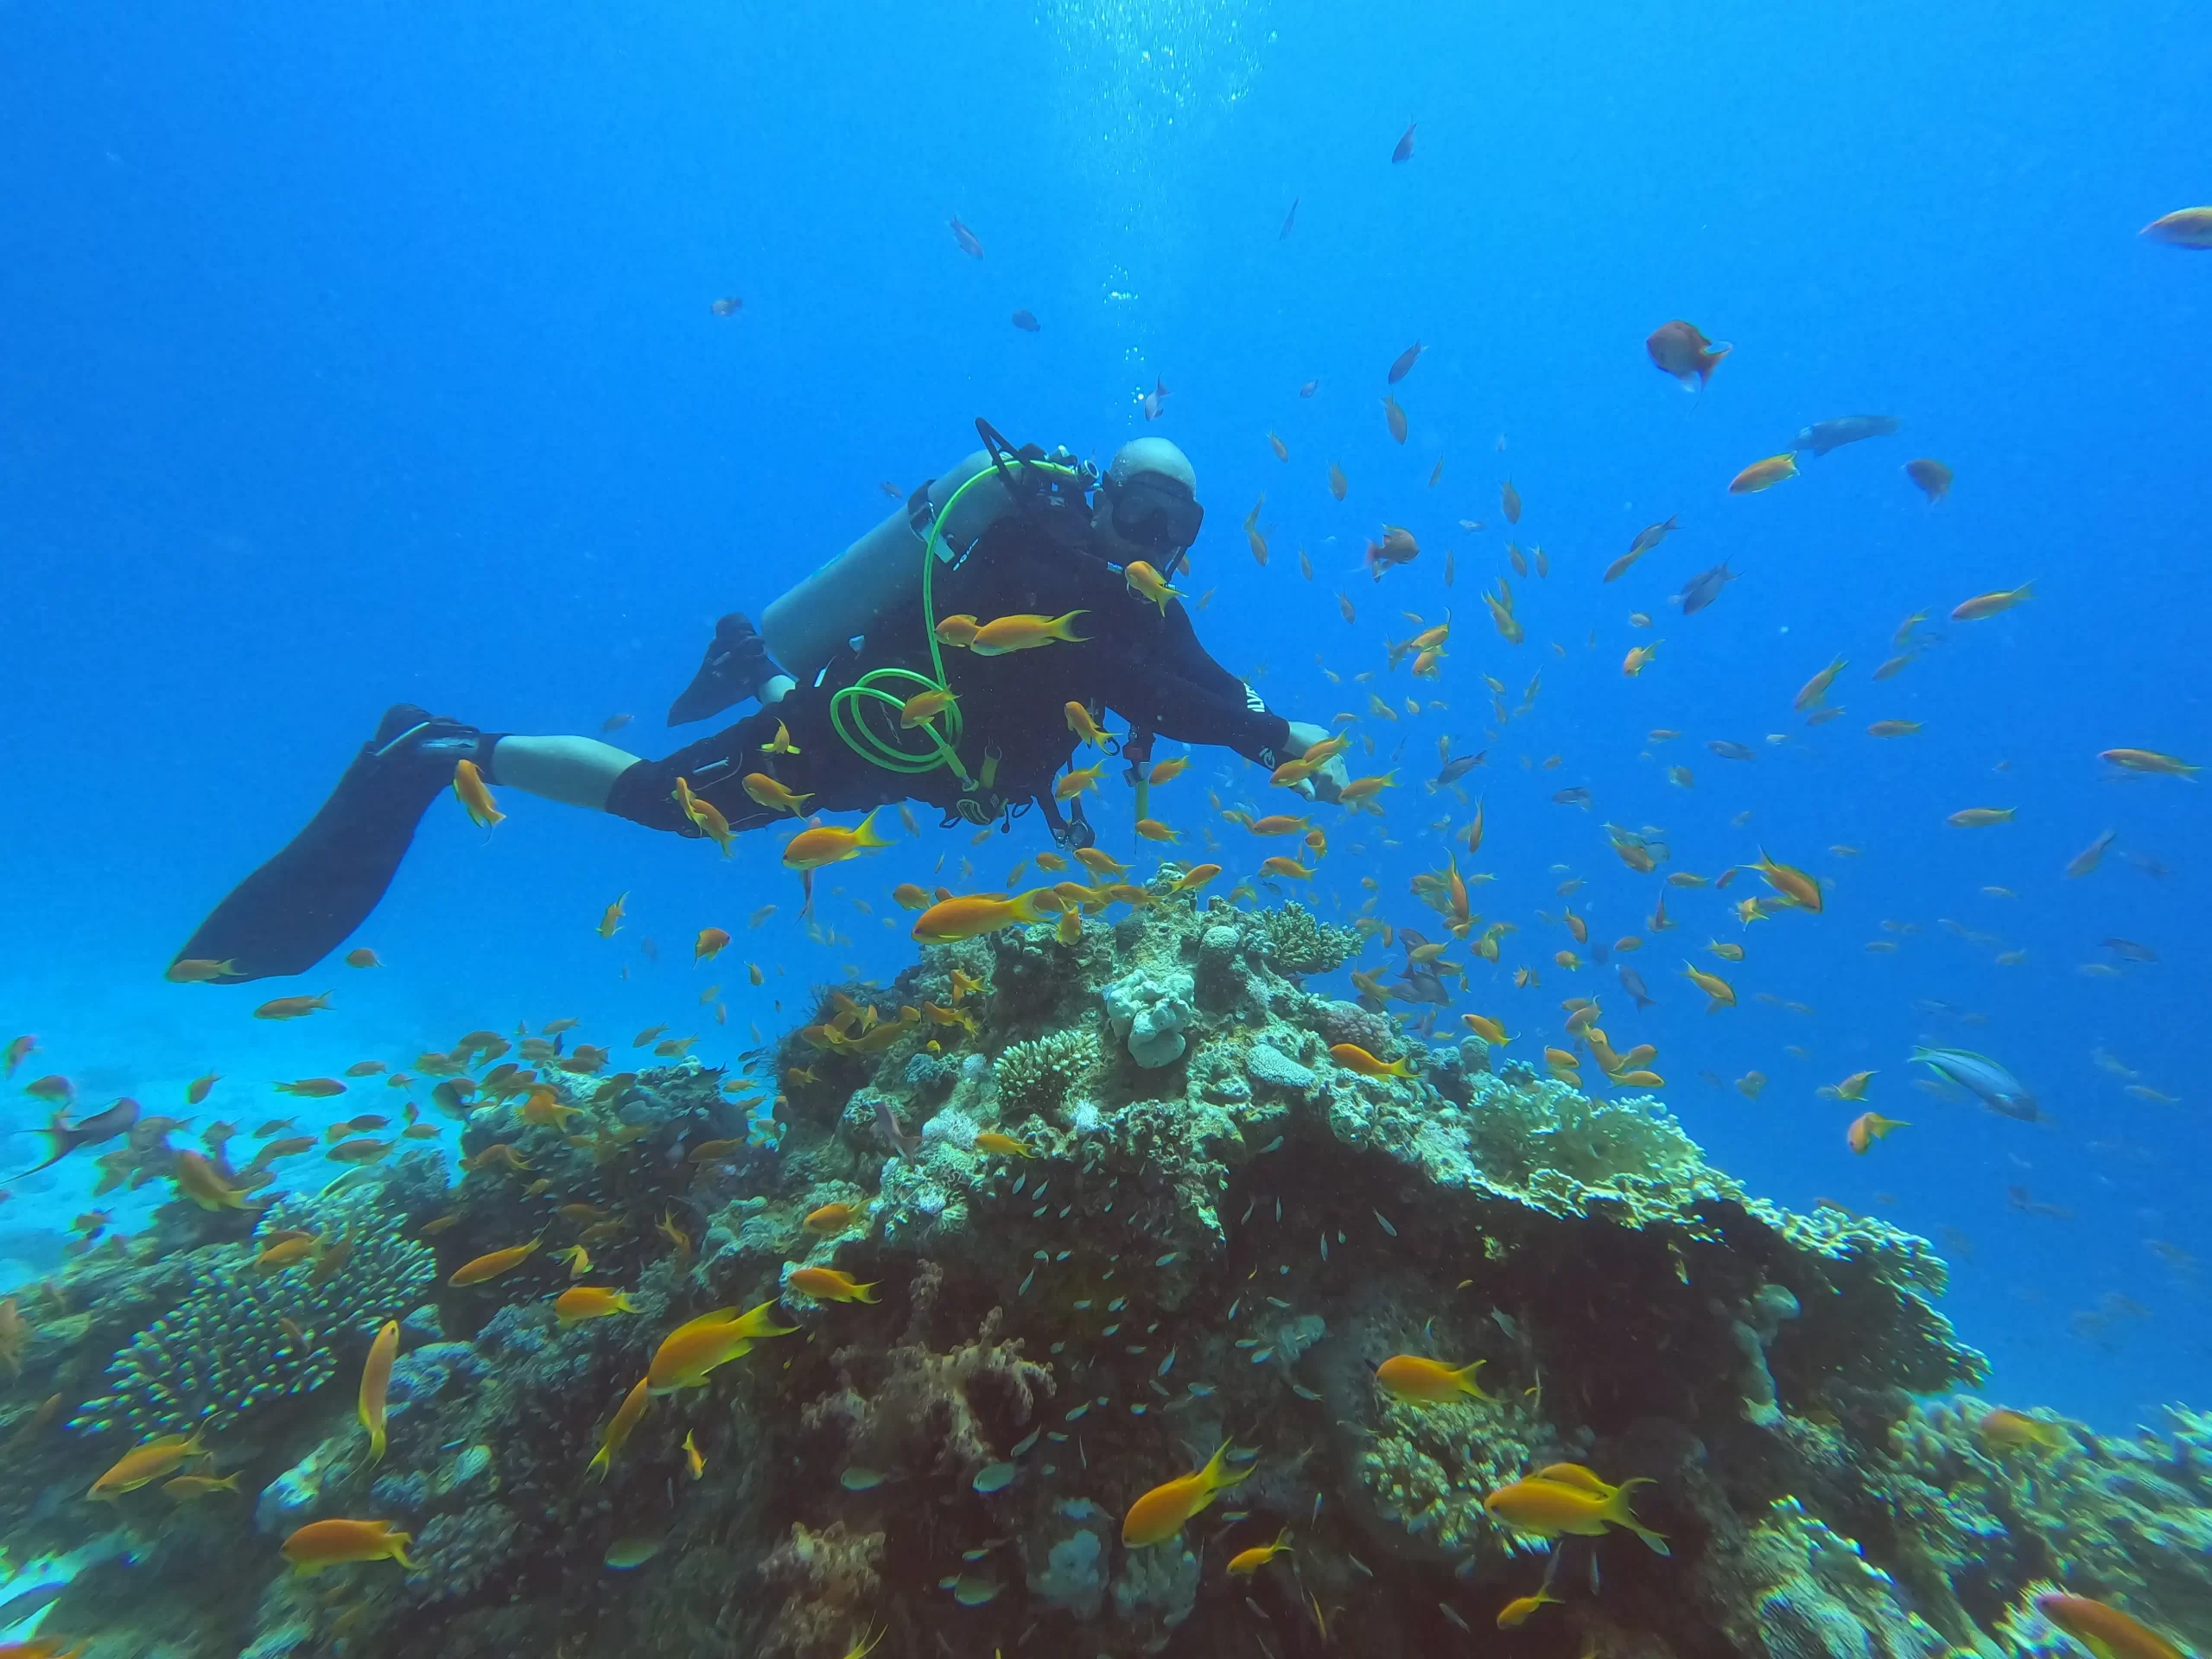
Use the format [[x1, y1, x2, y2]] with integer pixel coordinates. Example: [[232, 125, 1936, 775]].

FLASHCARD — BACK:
[[1299, 379, 1319, 398], [0, 1583, 67, 1629], [1143, 378, 1168, 421], [1398, 967, 1451, 1007], [1280, 197, 1299, 240], [1391, 121, 1416, 163], [1011, 309, 1040, 333], [874, 1099, 918, 1160], [2120, 850, 2172, 880], [1626, 516, 1679, 560], [948, 216, 984, 259], [2102, 938, 2158, 963], [878, 481, 903, 499], [1645, 321, 1729, 388], [1388, 342, 1424, 384], [1904, 458, 1953, 500], [1677, 561, 1738, 616], [1433, 754, 1483, 788], [2063, 829, 2117, 879], [1707, 740, 1757, 761], [1914, 1046, 2040, 1121], [1792, 415, 1900, 456], [1552, 787, 1592, 809], [17, 1096, 138, 1178], [709, 296, 741, 317], [1618, 965, 1656, 1009]]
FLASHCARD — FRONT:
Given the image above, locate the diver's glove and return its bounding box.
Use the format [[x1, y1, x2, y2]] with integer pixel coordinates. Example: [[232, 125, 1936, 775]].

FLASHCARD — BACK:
[[669, 613, 778, 727], [1282, 720, 1350, 804]]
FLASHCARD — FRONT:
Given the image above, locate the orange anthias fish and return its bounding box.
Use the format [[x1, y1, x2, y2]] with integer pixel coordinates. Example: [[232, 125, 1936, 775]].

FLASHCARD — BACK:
[[274, 1078, 347, 1098], [448, 1238, 541, 1287], [788, 1266, 878, 1304], [1225, 1528, 1294, 1576], [1904, 457, 1954, 501], [783, 809, 895, 871], [174, 1151, 255, 1212], [1646, 320, 1729, 388], [912, 891, 1049, 944], [359, 1319, 399, 1463], [555, 1286, 639, 1325], [1484, 1469, 1669, 1554], [2098, 748, 2197, 777], [1328, 1043, 1415, 1080], [1846, 1111, 1908, 1154], [1751, 849, 1822, 912], [2033, 1594, 2188, 1659], [1728, 453, 1800, 494], [586, 1376, 652, 1478], [164, 957, 241, 983], [282, 1517, 413, 1575], [345, 946, 383, 968], [898, 687, 959, 728], [597, 893, 627, 938], [803, 1202, 863, 1236], [963, 610, 1089, 656], [695, 928, 731, 963], [1122, 1440, 1252, 1547], [1124, 563, 1182, 613], [974, 1131, 1031, 1159], [1950, 582, 2033, 622], [89, 1427, 207, 1497], [1375, 1355, 1492, 1404], [740, 772, 814, 817], [253, 993, 331, 1021], [1065, 702, 1108, 750], [645, 1300, 799, 1393], [452, 759, 504, 828]]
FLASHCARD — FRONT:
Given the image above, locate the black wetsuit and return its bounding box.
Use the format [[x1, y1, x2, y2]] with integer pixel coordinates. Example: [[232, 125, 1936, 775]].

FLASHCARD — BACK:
[[603, 515, 1291, 839]]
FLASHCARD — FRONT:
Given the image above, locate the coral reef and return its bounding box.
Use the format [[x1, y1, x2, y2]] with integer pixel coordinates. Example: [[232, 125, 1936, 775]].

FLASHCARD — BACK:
[[0, 894, 2203, 1659], [72, 1191, 435, 1440]]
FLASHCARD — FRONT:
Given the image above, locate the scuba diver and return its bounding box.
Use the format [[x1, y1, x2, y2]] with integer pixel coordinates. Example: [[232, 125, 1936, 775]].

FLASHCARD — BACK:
[[173, 425, 1351, 982]]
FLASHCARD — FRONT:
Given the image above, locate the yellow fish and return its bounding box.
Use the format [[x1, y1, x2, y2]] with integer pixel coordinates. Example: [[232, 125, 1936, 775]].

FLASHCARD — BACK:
[[1375, 1355, 1491, 1404], [1123, 563, 1182, 613], [1225, 1528, 1294, 1576], [761, 721, 802, 754], [788, 1266, 878, 1304], [359, 1319, 398, 1463], [1054, 762, 1107, 801], [1793, 656, 1848, 712], [448, 1238, 541, 1287], [1948, 807, 2017, 828], [1681, 962, 1735, 1010], [1950, 582, 2033, 622], [452, 759, 504, 828], [974, 1131, 1032, 1159], [1122, 1440, 1252, 1547], [1148, 756, 1190, 785], [646, 1300, 799, 1393], [912, 891, 1050, 944], [741, 772, 814, 817], [90, 1427, 207, 1497], [1065, 702, 1108, 749], [1977, 1408, 2068, 1456], [783, 809, 895, 871], [964, 610, 1089, 656], [1484, 1471, 1668, 1554], [555, 1286, 639, 1325], [281, 1517, 412, 1575], [596, 893, 627, 938], [587, 1376, 652, 1478], [1328, 1043, 1414, 1079], [1728, 452, 1799, 494], [898, 687, 959, 728]]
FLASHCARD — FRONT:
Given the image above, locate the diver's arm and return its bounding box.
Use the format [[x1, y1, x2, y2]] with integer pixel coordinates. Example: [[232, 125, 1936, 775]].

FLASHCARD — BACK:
[[488, 736, 641, 810], [1109, 670, 1289, 767]]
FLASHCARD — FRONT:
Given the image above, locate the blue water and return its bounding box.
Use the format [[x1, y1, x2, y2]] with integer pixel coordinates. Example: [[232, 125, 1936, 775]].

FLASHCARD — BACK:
[[1, 2, 2204, 1430]]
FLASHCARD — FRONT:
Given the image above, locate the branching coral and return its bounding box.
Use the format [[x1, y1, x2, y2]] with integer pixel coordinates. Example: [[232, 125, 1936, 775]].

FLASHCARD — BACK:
[[71, 1194, 434, 1440], [993, 1030, 1099, 1116], [808, 1265, 1054, 1484], [757, 1521, 886, 1659], [1255, 902, 1364, 976]]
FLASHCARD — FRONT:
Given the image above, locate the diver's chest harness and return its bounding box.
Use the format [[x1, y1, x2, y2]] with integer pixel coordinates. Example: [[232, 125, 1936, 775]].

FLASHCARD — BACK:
[[814, 419, 1108, 846]]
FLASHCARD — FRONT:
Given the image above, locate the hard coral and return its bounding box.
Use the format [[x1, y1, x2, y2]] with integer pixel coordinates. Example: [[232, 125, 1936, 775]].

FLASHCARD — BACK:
[[757, 1521, 886, 1659], [72, 1193, 434, 1440], [993, 1030, 1099, 1117], [1255, 900, 1364, 976]]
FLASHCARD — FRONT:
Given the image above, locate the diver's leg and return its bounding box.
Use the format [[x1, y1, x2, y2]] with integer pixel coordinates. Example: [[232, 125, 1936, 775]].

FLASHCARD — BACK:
[[488, 736, 641, 810], [171, 705, 496, 982]]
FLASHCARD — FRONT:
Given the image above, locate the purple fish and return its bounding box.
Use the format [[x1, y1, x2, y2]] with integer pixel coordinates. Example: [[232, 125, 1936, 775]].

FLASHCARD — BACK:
[[1677, 561, 1738, 616], [874, 1099, 918, 1160], [1391, 121, 1416, 163], [1011, 309, 1040, 333]]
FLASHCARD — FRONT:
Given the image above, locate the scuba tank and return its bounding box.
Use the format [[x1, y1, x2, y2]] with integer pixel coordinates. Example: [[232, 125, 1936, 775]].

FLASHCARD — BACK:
[[760, 450, 1012, 683]]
